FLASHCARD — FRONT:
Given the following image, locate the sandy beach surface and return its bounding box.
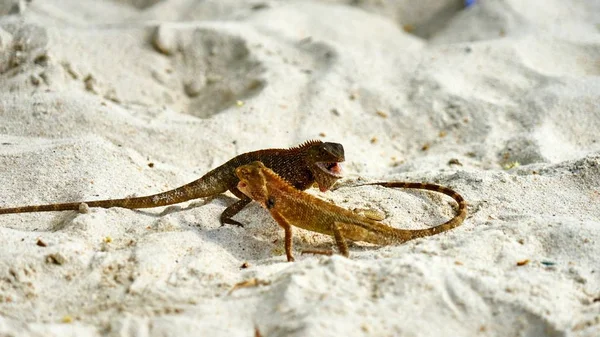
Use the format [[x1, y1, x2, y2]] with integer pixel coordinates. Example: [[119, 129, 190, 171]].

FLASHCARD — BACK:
[[1, 0, 599, 336]]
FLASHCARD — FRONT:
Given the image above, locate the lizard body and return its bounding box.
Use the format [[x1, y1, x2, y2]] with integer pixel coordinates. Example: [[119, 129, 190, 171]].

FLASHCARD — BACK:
[[235, 161, 466, 261], [0, 141, 345, 226]]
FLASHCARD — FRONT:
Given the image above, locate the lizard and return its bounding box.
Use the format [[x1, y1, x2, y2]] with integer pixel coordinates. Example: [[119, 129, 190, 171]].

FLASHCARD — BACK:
[[235, 161, 467, 261], [0, 140, 345, 226]]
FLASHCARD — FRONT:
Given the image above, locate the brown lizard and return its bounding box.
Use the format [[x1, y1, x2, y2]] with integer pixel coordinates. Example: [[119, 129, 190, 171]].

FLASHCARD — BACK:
[[0, 140, 345, 226], [235, 161, 467, 261]]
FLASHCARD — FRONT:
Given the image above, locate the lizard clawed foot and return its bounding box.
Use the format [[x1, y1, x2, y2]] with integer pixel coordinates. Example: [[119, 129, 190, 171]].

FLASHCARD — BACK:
[[221, 217, 245, 227], [301, 249, 334, 256]]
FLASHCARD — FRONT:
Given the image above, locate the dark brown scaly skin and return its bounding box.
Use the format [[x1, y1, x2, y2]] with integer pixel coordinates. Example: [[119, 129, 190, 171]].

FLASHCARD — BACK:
[[0, 140, 345, 226], [236, 161, 467, 261]]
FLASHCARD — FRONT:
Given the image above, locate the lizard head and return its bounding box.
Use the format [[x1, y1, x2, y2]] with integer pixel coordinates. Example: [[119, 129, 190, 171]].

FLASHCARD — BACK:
[[236, 161, 269, 206], [304, 141, 345, 192]]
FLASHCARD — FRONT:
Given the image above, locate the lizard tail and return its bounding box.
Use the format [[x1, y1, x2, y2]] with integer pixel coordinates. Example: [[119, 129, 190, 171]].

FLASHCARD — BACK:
[[0, 202, 87, 214], [364, 182, 467, 242], [0, 174, 229, 215]]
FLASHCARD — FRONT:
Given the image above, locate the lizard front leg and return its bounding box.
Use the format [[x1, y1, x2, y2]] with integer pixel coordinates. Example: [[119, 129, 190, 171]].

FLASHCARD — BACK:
[[220, 187, 252, 227], [270, 210, 295, 262]]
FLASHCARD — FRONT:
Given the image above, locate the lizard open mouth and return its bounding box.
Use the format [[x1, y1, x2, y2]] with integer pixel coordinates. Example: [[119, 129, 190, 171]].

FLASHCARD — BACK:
[[316, 162, 343, 178]]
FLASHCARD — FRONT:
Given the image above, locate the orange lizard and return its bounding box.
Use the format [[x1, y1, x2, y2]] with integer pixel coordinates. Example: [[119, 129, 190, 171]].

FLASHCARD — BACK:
[[235, 161, 467, 261], [0, 140, 344, 226]]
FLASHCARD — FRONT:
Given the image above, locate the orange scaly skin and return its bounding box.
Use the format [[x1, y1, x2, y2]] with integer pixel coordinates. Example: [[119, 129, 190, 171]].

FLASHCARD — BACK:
[[236, 161, 467, 261], [0, 141, 345, 227]]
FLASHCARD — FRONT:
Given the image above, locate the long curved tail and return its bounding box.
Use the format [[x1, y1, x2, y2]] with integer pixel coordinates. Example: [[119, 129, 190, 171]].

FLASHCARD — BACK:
[[362, 182, 467, 242], [0, 175, 228, 215]]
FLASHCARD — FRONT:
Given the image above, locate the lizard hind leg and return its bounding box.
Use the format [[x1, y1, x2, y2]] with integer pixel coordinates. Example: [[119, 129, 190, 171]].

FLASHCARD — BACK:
[[301, 222, 350, 258], [332, 222, 350, 257]]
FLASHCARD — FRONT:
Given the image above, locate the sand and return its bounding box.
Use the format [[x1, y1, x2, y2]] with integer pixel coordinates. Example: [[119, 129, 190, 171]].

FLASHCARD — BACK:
[[0, 0, 599, 336]]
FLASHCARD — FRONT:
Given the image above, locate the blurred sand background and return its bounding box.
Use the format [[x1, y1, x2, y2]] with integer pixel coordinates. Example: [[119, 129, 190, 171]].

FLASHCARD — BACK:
[[0, 0, 599, 336]]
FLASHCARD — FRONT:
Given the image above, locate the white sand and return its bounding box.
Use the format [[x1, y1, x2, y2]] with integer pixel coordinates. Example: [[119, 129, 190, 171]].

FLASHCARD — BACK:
[[1, 0, 599, 336]]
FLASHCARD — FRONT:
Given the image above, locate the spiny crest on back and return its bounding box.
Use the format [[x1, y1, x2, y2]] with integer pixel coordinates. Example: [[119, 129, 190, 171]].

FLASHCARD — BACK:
[[287, 139, 323, 152]]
